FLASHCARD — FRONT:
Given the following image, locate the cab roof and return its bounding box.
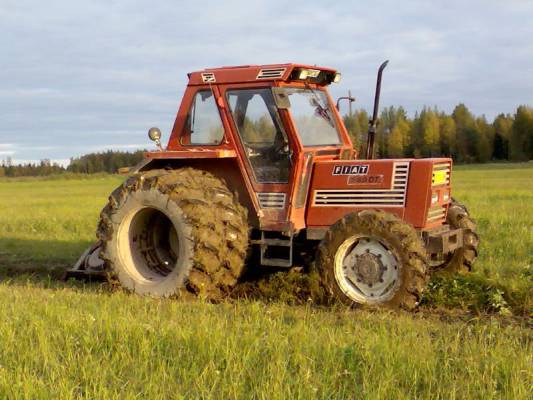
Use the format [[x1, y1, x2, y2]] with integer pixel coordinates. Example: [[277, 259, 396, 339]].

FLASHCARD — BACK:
[[187, 63, 338, 86]]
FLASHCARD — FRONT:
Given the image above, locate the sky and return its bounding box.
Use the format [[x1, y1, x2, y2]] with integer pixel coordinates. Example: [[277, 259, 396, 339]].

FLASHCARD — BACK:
[[1, 0, 532, 164]]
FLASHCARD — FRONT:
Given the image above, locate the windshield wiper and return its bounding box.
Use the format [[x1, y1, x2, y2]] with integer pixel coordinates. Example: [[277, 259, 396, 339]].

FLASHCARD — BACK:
[[305, 83, 334, 127]]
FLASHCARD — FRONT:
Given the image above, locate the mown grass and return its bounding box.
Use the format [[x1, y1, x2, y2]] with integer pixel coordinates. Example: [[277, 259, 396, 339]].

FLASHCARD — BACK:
[[0, 175, 123, 266], [0, 164, 532, 398]]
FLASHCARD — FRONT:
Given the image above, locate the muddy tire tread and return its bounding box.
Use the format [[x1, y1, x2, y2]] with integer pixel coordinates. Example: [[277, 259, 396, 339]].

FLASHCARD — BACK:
[[315, 210, 429, 310], [97, 168, 249, 300], [439, 198, 479, 274]]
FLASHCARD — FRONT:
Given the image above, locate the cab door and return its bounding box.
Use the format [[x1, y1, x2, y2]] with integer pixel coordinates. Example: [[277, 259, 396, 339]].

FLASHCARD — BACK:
[[219, 83, 299, 230]]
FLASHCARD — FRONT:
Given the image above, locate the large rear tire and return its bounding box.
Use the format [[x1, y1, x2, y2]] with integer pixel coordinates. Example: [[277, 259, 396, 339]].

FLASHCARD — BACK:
[[97, 168, 249, 300], [434, 199, 479, 274], [314, 210, 429, 310]]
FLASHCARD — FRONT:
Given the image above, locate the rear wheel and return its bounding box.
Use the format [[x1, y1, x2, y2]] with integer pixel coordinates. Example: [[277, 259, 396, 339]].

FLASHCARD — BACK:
[[433, 199, 479, 274], [315, 210, 429, 310], [97, 168, 249, 299]]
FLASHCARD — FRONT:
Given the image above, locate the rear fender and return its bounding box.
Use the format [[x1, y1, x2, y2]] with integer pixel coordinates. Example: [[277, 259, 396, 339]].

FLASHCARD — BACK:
[[131, 157, 258, 228]]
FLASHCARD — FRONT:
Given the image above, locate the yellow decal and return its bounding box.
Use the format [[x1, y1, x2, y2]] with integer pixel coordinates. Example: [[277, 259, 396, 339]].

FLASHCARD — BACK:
[[432, 170, 448, 186]]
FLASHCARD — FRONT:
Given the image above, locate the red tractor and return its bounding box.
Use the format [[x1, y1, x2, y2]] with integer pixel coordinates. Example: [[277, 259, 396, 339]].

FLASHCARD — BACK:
[[70, 62, 479, 309]]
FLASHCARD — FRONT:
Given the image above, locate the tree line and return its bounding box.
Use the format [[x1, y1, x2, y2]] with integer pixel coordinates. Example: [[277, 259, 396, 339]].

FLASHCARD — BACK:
[[343, 104, 533, 162], [0, 150, 146, 177], [1, 103, 532, 177]]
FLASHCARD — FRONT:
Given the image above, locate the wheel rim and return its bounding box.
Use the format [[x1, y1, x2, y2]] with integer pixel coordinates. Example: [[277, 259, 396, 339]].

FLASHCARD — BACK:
[[334, 236, 400, 304], [118, 207, 180, 283]]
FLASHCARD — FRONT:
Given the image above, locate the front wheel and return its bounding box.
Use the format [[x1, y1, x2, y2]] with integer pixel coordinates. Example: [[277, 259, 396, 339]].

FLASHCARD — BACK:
[[315, 210, 429, 310]]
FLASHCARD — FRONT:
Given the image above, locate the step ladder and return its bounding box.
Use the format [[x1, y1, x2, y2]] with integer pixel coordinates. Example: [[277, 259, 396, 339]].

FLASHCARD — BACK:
[[257, 231, 293, 268]]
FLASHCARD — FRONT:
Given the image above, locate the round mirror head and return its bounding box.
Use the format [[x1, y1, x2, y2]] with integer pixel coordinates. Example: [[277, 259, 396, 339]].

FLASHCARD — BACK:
[[148, 127, 162, 142]]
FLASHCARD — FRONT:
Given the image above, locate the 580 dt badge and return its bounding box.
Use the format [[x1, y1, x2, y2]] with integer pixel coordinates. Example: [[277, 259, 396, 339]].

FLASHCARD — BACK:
[[332, 164, 369, 175]]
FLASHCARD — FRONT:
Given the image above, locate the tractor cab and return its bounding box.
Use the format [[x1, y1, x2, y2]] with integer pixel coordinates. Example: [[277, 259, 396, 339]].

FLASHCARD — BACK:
[[153, 64, 355, 234]]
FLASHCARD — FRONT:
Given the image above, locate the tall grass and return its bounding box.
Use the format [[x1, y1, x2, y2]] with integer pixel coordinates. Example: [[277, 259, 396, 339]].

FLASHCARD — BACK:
[[0, 284, 530, 399], [0, 164, 531, 398]]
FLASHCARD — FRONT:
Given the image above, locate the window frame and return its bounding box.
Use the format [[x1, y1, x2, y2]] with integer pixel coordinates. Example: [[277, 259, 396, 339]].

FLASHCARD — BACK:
[[282, 86, 343, 147], [180, 88, 226, 147], [225, 87, 292, 184]]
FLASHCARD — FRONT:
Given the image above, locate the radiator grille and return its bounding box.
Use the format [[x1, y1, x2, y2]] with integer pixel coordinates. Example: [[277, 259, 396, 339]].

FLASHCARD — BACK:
[[257, 68, 286, 79], [257, 192, 286, 209], [313, 162, 410, 207]]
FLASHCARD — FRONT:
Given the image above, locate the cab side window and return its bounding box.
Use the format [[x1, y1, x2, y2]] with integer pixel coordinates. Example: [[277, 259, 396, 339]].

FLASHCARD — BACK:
[[181, 90, 224, 145]]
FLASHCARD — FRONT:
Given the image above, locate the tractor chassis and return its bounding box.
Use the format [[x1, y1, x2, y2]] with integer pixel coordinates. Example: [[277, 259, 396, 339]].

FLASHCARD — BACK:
[[423, 225, 464, 259]]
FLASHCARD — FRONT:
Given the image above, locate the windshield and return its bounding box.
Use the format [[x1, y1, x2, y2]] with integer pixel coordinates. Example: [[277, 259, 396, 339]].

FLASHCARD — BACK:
[[284, 87, 341, 146]]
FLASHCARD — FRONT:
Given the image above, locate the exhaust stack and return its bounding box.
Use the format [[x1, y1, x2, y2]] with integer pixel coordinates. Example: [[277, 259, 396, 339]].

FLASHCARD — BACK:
[[365, 60, 389, 160]]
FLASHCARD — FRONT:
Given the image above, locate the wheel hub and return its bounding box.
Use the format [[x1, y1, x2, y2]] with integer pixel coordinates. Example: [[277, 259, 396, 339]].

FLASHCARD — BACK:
[[353, 252, 386, 287], [335, 236, 400, 304], [127, 207, 180, 281]]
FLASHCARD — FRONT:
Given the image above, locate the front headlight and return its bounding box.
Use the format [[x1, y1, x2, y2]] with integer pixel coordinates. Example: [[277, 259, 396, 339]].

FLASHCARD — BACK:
[[431, 192, 439, 205]]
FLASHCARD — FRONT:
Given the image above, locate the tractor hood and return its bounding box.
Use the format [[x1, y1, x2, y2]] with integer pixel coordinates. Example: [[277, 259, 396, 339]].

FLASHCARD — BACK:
[[305, 158, 452, 229]]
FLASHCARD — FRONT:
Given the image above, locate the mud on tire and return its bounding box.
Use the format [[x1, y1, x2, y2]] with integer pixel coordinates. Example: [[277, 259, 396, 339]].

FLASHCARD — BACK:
[[435, 199, 479, 274], [314, 210, 429, 310], [97, 168, 249, 300]]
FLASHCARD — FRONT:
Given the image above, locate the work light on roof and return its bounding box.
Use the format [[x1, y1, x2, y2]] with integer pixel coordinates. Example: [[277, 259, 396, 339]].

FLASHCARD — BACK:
[[297, 68, 320, 80]]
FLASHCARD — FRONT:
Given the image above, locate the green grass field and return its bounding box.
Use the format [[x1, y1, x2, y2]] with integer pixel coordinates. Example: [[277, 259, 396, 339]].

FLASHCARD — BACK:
[[0, 164, 531, 399]]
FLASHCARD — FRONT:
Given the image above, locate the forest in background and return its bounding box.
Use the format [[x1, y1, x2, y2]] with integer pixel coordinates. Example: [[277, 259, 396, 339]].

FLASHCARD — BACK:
[[1, 103, 532, 177], [344, 104, 533, 162], [0, 150, 146, 177]]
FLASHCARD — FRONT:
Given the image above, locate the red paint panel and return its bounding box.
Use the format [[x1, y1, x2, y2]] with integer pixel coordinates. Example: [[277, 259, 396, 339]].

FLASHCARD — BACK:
[[306, 159, 405, 227], [404, 160, 433, 228], [307, 158, 453, 229], [187, 63, 338, 86]]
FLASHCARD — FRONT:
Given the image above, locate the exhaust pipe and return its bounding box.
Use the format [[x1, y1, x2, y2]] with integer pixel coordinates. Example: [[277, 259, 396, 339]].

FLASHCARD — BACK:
[[365, 60, 389, 160]]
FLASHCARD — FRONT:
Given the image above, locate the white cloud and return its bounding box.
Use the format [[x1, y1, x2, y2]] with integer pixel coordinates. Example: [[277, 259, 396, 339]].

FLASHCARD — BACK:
[[1, 0, 532, 161]]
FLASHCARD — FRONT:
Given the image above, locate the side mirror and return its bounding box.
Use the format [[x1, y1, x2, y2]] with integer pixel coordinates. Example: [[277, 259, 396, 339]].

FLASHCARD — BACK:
[[148, 127, 163, 151], [148, 127, 161, 142]]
